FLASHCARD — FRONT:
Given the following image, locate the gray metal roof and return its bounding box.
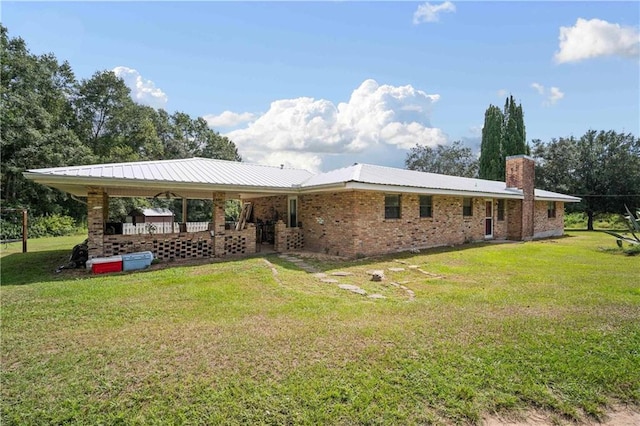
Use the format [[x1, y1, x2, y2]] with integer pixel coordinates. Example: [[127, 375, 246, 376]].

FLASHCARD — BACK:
[[24, 157, 580, 202], [28, 157, 313, 188], [301, 163, 580, 202]]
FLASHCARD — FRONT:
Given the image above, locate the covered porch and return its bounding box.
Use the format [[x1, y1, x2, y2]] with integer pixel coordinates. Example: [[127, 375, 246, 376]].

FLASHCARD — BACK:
[[86, 188, 305, 261]]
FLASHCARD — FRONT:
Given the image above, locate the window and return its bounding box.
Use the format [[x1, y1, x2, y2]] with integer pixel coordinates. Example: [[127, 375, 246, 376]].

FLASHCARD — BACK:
[[497, 199, 505, 221], [463, 197, 473, 217], [385, 194, 401, 219], [547, 201, 556, 219], [419, 195, 433, 218], [288, 196, 298, 227]]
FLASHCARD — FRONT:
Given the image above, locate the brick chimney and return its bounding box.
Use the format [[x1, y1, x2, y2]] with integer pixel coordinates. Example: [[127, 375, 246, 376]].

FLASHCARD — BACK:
[[506, 155, 535, 240]]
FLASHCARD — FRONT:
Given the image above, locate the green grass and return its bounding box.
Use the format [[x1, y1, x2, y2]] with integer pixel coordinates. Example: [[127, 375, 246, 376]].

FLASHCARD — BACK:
[[1, 233, 639, 425]]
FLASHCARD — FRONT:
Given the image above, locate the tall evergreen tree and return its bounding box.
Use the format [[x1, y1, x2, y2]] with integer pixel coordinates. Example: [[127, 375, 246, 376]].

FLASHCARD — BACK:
[[479, 96, 527, 181], [502, 95, 527, 158], [479, 105, 504, 180]]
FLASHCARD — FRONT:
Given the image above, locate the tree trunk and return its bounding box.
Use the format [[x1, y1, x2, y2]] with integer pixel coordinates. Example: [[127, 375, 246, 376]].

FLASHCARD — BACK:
[[587, 210, 594, 231]]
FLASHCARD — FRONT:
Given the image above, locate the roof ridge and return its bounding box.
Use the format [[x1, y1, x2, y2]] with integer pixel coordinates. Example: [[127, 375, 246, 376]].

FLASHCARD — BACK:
[[32, 157, 314, 173]]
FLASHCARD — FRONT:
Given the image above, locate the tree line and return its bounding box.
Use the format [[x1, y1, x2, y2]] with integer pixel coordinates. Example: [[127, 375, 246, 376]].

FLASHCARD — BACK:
[[406, 98, 640, 230], [1, 25, 240, 222]]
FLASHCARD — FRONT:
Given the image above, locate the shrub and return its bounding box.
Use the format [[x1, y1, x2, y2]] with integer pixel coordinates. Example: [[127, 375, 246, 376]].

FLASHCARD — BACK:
[[1, 214, 78, 240], [31, 214, 77, 237]]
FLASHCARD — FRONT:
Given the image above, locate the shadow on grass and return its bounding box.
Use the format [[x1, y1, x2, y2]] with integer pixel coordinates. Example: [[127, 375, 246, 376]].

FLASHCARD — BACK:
[[267, 235, 577, 274], [1, 249, 74, 286], [2, 235, 579, 286]]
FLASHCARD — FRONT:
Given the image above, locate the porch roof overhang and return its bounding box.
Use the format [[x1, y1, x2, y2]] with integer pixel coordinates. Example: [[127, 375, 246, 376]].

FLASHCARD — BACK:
[[24, 157, 581, 203], [21, 172, 303, 199]]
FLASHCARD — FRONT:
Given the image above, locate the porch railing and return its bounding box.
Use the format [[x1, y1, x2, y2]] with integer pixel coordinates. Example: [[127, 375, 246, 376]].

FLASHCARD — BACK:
[[122, 222, 210, 235]]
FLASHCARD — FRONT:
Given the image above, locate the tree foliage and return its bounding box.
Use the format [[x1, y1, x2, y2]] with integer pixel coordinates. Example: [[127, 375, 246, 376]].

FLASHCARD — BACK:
[[405, 141, 479, 178], [479, 95, 528, 181], [1, 25, 241, 222], [479, 105, 503, 180], [532, 130, 640, 230]]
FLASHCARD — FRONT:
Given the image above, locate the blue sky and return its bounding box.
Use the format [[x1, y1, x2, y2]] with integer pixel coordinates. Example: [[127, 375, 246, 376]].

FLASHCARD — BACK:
[[4, 1, 639, 172]]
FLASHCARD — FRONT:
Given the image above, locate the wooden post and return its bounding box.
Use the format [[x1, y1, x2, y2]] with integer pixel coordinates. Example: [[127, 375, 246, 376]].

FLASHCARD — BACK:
[[182, 198, 187, 224], [22, 209, 27, 253]]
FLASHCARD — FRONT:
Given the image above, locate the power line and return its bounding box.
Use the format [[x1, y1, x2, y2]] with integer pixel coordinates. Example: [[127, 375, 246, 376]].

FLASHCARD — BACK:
[[571, 194, 640, 197]]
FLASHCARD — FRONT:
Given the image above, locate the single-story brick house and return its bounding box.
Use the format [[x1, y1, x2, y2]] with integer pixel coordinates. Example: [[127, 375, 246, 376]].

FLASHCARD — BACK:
[[24, 155, 579, 260]]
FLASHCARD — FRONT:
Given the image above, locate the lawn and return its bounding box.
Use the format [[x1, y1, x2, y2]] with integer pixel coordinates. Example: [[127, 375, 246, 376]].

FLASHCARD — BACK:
[[1, 233, 639, 425]]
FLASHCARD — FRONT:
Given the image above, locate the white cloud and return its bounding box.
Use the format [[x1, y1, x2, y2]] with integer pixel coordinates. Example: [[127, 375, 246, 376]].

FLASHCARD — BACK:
[[530, 82, 545, 95], [413, 1, 456, 25], [497, 89, 508, 98], [548, 87, 565, 105], [226, 79, 447, 172], [530, 82, 564, 106], [203, 111, 256, 128], [554, 18, 640, 63], [113, 66, 168, 109]]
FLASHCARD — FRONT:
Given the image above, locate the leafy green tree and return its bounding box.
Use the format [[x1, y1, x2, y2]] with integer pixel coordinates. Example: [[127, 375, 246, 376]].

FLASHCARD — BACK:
[[532, 130, 640, 230], [2, 25, 244, 225], [1, 25, 94, 217], [531, 137, 577, 195], [406, 141, 478, 177], [75, 70, 135, 161]]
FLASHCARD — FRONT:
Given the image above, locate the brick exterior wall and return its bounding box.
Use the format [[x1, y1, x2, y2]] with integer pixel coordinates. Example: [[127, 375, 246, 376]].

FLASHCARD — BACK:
[[217, 225, 257, 257], [506, 155, 535, 240], [87, 187, 106, 259], [274, 221, 304, 252], [506, 199, 523, 240], [84, 157, 564, 261], [298, 192, 356, 256], [212, 192, 227, 234], [248, 195, 288, 223], [295, 191, 514, 258], [104, 231, 214, 260], [102, 227, 256, 260], [533, 201, 565, 238]]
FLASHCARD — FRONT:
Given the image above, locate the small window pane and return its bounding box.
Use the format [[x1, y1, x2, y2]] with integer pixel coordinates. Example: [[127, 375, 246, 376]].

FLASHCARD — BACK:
[[419, 195, 433, 218], [463, 198, 473, 217], [289, 198, 298, 227], [497, 200, 505, 221], [547, 201, 556, 219], [385, 195, 401, 219]]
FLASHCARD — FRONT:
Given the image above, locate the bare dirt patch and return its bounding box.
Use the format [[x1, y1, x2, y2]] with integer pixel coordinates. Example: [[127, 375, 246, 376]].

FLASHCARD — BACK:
[[483, 406, 640, 426]]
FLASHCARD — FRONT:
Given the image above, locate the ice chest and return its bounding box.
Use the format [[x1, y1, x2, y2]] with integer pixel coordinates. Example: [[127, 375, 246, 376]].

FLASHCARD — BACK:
[[122, 251, 154, 271], [89, 256, 123, 274]]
